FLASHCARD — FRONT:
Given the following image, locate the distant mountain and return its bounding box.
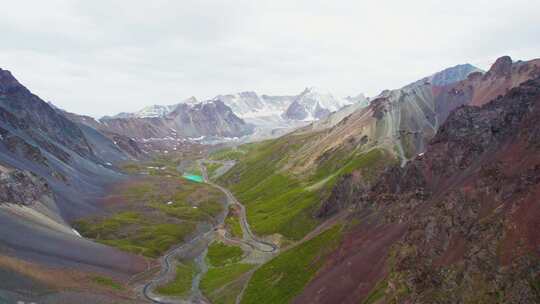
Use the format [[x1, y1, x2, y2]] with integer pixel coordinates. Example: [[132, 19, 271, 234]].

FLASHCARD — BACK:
[[282, 87, 357, 121], [213, 91, 294, 119], [106, 96, 199, 119], [212, 88, 360, 123], [211, 91, 298, 141], [99, 100, 253, 142], [105, 88, 363, 143]]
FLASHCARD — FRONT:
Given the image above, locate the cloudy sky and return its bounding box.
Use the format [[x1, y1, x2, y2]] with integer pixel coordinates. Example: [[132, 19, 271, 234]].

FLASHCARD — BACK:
[[1, 0, 539, 117]]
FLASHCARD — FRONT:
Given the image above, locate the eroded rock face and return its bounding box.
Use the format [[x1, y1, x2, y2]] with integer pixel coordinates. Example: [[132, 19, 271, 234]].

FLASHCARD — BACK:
[[0, 169, 52, 206], [301, 78, 540, 304], [486, 55, 513, 78], [0, 127, 49, 167]]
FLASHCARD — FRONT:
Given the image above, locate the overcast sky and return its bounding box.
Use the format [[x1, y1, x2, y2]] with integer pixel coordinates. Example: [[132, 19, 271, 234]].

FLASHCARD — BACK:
[[1, 0, 539, 117]]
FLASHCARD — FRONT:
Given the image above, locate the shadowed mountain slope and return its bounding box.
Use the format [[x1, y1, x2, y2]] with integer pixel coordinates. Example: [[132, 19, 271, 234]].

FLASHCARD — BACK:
[[0, 69, 147, 288]]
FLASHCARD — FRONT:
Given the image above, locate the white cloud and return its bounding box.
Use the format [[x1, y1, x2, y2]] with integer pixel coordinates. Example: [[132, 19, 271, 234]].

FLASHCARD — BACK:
[[0, 0, 538, 117]]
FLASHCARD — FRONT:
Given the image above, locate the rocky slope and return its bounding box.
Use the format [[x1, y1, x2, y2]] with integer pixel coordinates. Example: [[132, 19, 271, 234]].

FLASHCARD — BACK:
[[60, 110, 145, 159], [0, 68, 147, 287], [297, 76, 540, 304]]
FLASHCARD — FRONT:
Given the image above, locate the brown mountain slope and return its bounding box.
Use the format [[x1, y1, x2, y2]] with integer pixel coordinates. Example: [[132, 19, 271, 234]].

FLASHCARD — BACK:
[[295, 77, 540, 304]]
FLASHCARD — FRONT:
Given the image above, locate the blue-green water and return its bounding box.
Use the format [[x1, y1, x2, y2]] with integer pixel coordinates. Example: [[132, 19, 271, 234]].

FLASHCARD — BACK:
[[183, 174, 204, 183]]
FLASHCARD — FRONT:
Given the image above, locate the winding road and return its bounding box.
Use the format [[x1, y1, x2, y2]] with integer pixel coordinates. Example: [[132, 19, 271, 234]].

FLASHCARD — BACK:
[[201, 160, 277, 254], [139, 159, 278, 304]]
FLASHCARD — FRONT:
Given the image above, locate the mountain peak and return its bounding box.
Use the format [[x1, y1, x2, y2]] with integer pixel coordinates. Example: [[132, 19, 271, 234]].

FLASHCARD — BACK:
[[135, 104, 176, 118], [238, 91, 259, 98], [487, 55, 513, 77], [430, 63, 483, 86], [183, 96, 199, 104], [302, 86, 329, 95], [0, 68, 26, 94], [283, 87, 353, 121]]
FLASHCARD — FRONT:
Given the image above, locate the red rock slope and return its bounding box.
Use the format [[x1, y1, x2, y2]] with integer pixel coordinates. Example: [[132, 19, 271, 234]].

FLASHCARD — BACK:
[[296, 77, 540, 304]]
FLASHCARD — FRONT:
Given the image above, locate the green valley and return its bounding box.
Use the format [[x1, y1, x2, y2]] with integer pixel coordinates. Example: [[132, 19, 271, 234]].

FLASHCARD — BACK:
[[216, 132, 396, 241], [74, 158, 226, 258]]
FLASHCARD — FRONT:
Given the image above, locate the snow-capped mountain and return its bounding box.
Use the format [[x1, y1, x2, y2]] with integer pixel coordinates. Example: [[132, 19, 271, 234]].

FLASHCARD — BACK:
[[108, 97, 199, 119], [208, 92, 297, 141], [282, 87, 356, 121], [212, 91, 294, 118], [134, 104, 178, 118]]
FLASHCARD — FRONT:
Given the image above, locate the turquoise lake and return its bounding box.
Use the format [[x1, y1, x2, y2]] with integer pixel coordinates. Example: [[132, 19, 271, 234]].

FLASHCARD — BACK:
[[183, 174, 204, 183]]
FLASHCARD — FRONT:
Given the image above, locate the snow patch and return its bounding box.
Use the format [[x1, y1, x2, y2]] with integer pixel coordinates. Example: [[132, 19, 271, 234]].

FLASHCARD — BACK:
[[72, 229, 82, 238]]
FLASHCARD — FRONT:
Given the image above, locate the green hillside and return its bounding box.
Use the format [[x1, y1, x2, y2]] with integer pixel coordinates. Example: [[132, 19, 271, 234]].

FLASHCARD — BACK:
[[217, 133, 395, 240]]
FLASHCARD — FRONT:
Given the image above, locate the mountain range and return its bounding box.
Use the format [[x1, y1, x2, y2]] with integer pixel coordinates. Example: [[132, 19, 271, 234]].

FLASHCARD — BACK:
[[94, 87, 365, 146]]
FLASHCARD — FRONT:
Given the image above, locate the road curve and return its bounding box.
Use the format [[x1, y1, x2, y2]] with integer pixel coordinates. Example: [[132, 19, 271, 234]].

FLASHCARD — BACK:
[[141, 230, 213, 304], [199, 159, 277, 253], [140, 159, 277, 304], [210, 183, 277, 253]]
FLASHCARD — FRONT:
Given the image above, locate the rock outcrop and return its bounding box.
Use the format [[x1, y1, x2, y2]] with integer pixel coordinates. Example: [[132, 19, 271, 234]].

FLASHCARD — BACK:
[[0, 169, 51, 206]]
